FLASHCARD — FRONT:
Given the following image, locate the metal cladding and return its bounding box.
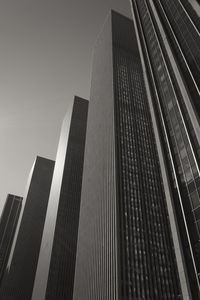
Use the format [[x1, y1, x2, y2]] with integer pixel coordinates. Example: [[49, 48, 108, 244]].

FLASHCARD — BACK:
[[131, 0, 200, 298], [0, 195, 22, 286], [0, 157, 54, 300], [73, 11, 184, 300], [73, 13, 118, 300]]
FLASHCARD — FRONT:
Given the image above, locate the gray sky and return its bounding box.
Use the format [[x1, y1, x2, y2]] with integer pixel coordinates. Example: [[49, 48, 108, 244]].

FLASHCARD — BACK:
[[0, 0, 131, 214]]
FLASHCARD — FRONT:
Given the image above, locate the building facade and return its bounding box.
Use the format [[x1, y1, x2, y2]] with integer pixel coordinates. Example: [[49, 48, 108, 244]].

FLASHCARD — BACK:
[[0, 157, 54, 300], [0, 194, 22, 286], [130, 0, 200, 298], [32, 97, 88, 300], [73, 11, 190, 300], [151, 0, 200, 121]]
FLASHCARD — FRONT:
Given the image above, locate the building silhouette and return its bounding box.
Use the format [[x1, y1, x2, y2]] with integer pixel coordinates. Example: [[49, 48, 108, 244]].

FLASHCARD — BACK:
[[131, 0, 200, 298], [73, 11, 190, 300], [0, 194, 22, 286], [0, 157, 54, 300], [32, 97, 88, 300]]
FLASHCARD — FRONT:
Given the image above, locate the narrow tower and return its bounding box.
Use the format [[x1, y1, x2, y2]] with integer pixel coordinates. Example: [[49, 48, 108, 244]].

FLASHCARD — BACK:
[[32, 97, 88, 300], [0, 157, 54, 300]]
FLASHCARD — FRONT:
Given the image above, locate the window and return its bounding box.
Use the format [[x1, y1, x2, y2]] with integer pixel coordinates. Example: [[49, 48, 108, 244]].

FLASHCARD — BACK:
[[191, 190, 200, 209], [194, 206, 200, 221]]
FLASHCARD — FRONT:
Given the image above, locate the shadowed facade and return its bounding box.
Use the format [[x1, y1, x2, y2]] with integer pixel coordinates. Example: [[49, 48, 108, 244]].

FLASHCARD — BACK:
[[0, 194, 22, 286]]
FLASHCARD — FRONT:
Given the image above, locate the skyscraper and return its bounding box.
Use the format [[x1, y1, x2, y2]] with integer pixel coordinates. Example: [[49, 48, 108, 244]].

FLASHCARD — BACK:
[[0, 194, 22, 285], [32, 97, 88, 300], [73, 11, 190, 300], [130, 0, 200, 298], [0, 156, 54, 300]]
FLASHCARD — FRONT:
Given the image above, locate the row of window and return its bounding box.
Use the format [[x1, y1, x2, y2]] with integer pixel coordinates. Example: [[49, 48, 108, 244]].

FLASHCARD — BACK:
[[114, 37, 181, 298]]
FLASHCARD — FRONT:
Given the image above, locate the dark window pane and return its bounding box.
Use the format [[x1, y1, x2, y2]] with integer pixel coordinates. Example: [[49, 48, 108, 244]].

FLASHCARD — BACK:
[[191, 190, 200, 209], [194, 207, 200, 220]]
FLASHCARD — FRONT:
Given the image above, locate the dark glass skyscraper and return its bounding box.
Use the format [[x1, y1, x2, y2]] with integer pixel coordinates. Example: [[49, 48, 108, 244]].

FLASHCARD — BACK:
[[73, 11, 190, 300], [0, 194, 22, 285], [0, 157, 54, 300], [32, 97, 88, 300], [131, 0, 200, 298]]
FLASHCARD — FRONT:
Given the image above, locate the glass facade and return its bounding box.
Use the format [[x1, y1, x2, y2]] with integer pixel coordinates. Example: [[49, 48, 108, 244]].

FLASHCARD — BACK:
[[131, 0, 200, 298], [152, 0, 200, 122], [113, 13, 181, 298]]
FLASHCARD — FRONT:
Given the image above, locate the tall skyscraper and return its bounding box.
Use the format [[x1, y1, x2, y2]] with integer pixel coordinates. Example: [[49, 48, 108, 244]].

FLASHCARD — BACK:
[[130, 0, 200, 298], [0, 194, 22, 285], [73, 11, 190, 300], [0, 156, 54, 300], [32, 97, 88, 300]]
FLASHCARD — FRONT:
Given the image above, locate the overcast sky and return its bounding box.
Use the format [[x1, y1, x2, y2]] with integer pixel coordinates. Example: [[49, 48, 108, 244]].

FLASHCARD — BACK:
[[0, 0, 131, 214]]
